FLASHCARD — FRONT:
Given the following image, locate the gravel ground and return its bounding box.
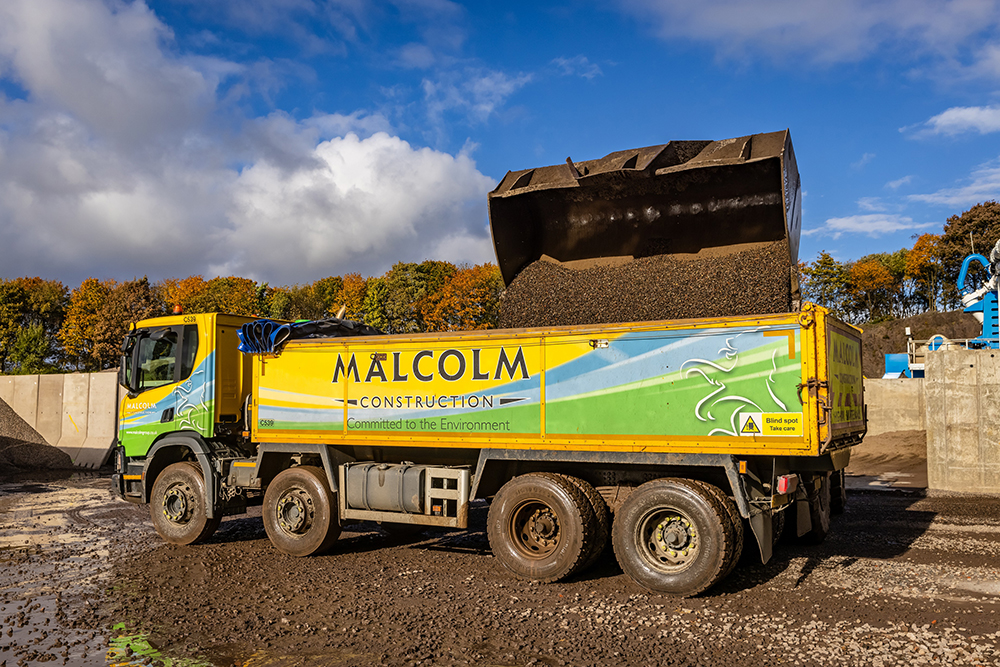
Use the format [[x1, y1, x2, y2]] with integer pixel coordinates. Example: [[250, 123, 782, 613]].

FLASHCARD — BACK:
[[1, 471, 998, 667], [0, 398, 72, 472], [499, 241, 792, 329]]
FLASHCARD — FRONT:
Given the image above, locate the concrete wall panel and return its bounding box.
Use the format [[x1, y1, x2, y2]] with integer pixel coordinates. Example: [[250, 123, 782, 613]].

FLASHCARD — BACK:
[[926, 349, 1000, 494], [0, 376, 13, 405], [10, 375, 39, 430], [35, 374, 64, 446], [56, 374, 90, 464], [77, 372, 119, 469], [863, 378, 925, 436]]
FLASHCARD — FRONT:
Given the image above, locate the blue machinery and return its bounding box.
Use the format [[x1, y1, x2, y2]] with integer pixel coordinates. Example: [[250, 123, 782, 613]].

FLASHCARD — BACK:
[[884, 243, 1000, 378]]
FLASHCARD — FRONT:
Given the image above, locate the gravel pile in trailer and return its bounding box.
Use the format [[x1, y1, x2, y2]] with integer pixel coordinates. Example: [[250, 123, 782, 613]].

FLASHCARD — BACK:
[[499, 240, 792, 329]]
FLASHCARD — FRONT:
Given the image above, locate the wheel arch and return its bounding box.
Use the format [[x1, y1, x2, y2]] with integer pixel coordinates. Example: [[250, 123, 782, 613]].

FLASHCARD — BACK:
[[142, 432, 217, 518]]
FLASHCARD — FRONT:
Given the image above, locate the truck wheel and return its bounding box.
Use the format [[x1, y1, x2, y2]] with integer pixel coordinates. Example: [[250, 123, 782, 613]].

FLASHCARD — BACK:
[[612, 478, 734, 597], [487, 473, 596, 583], [693, 480, 743, 578], [801, 473, 832, 545], [149, 461, 221, 545], [561, 475, 610, 572], [830, 469, 847, 515], [263, 466, 341, 557]]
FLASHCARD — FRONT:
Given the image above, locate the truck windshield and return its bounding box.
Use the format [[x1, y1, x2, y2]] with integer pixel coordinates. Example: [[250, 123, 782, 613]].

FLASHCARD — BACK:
[[136, 330, 179, 391]]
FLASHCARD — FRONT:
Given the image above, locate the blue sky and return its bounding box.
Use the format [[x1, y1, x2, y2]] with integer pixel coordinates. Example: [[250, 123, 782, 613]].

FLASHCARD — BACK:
[[0, 0, 999, 286]]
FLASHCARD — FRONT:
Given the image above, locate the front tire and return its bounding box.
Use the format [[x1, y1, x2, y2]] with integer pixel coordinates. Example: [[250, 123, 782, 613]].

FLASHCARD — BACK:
[[612, 478, 735, 597], [263, 466, 341, 557], [149, 462, 220, 545], [487, 473, 596, 583]]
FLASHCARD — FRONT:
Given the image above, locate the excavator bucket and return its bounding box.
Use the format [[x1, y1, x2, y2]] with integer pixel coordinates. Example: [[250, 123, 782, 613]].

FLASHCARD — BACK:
[[488, 130, 802, 286]]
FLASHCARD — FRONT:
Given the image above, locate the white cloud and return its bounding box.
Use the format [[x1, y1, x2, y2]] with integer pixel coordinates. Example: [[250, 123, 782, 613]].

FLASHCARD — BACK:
[[856, 197, 887, 212], [885, 175, 914, 189], [551, 56, 603, 80], [618, 0, 1000, 70], [906, 105, 1000, 137], [422, 68, 533, 124], [851, 152, 875, 169], [803, 214, 935, 239], [219, 131, 495, 282], [0, 0, 495, 285], [908, 158, 1000, 208]]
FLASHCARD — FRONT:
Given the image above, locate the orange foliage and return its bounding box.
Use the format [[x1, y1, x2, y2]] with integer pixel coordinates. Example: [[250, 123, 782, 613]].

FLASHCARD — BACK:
[[336, 273, 367, 320], [422, 264, 503, 332]]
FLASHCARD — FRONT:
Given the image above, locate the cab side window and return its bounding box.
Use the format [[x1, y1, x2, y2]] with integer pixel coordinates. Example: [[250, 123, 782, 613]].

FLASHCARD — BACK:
[[181, 325, 199, 379], [136, 329, 179, 391]]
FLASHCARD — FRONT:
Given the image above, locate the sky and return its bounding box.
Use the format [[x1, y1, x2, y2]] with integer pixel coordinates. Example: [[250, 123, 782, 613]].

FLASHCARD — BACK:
[[0, 0, 999, 287]]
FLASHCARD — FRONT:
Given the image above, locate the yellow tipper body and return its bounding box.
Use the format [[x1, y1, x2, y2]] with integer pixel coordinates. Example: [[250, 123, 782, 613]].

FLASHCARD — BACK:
[[251, 303, 863, 458]]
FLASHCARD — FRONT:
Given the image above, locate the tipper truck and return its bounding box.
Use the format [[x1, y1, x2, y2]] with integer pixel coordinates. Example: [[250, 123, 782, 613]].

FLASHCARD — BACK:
[[113, 130, 865, 597]]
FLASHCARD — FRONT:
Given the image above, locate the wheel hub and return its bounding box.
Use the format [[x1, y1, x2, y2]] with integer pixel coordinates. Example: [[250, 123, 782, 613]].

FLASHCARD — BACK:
[[163, 486, 190, 523], [276, 491, 312, 535], [510, 501, 561, 558], [646, 514, 698, 568], [527, 509, 558, 546]]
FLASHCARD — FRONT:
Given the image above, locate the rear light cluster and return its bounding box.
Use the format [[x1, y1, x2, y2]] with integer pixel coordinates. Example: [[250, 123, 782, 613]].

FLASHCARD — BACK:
[[776, 474, 798, 495]]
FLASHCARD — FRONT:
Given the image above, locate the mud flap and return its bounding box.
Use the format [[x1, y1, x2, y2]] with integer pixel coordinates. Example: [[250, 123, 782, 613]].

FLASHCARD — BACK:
[[749, 511, 774, 564]]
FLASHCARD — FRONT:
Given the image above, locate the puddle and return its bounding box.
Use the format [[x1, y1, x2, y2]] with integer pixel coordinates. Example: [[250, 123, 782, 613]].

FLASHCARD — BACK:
[[0, 477, 217, 667]]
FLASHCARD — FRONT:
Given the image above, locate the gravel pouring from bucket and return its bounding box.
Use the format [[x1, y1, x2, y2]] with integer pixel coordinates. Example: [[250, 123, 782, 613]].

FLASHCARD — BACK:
[[488, 130, 802, 288]]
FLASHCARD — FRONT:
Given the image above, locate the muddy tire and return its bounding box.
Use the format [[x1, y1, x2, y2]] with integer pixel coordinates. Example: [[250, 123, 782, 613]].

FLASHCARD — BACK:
[[612, 478, 734, 597], [694, 480, 744, 578], [831, 469, 847, 515], [263, 466, 341, 557], [560, 475, 610, 572], [487, 472, 596, 583], [149, 462, 220, 545]]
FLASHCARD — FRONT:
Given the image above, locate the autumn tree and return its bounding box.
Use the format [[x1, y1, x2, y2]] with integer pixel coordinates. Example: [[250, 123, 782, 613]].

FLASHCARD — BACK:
[[335, 274, 368, 321], [186, 277, 262, 316], [906, 233, 943, 312], [313, 276, 343, 316], [92, 278, 165, 369], [59, 278, 113, 371], [847, 258, 897, 323], [159, 276, 207, 314], [422, 264, 503, 331], [382, 261, 457, 334]]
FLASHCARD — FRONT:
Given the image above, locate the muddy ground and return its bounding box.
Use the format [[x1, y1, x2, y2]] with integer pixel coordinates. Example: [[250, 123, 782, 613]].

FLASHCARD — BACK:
[[1, 467, 999, 667]]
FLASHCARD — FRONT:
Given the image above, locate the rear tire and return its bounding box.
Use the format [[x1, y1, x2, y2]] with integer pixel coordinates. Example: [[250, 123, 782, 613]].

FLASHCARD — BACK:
[[612, 478, 734, 597], [487, 473, 596, 583], [149, 462, 220, 545], [695, 481, 744, 578], [263, 466, 341, 557]]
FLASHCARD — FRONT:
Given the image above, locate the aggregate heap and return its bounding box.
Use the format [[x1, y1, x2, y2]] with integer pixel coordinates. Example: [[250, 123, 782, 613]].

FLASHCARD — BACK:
[[499, 240, 792, 329]]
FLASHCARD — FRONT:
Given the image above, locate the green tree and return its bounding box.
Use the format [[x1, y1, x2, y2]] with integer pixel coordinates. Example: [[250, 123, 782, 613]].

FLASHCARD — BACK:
[[383, 261, 457, 334], [800, 252, 850, 318], [0, 280, 28, 372], [313, 276, 343, 316], [362, 277, 388, 331], [9, 323, 56, 374]]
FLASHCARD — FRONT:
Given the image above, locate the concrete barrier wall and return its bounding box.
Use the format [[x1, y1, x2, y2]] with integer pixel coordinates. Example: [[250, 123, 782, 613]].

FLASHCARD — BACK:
[[864, 378, 925, 436], [925, 349, 1000, 494], [0, 371, 119, 469]]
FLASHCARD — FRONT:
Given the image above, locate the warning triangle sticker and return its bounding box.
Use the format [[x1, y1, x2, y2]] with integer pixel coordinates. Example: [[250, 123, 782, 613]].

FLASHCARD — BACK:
[[741, 415, 761, 435]]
